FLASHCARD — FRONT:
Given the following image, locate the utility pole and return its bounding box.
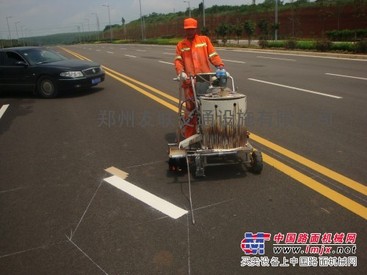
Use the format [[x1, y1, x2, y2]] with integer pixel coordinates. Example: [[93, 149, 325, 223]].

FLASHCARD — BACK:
[[92, 13, 100, 41], [102, 3, 113, 42], [139, 0, 145, 40], [184, 1, 191, 17], [6, 16, 13, 47], [275, 0, 278, 40], [203, 0, 205, 27]]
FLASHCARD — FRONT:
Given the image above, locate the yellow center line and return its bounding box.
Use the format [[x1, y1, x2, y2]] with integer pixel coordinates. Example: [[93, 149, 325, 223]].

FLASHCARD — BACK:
[[105, 70, 178, 112], [103, 66, 179, 104], [60, 47, 367, 220], [263, 153, 367, 220], [61, 47, 91, 61], [251, 133, 367, 196]]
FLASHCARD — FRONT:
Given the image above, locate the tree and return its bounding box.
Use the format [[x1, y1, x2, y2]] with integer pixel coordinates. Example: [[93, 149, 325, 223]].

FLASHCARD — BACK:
[[244, 20, 256, 46], [215, 23, 230, 45], [258, 19, 269, 40], [201, 26, 209, 36], [233, 24, 243, 44]]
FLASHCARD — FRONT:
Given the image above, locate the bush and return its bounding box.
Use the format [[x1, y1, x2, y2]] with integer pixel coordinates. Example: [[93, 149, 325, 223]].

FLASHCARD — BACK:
[[355, 39, 367, 53], [316, 40, 332, 52], [285, 39, 297, 50], [266, 40, 285, 48], [295, 40, 315, 50], [258, 39, 268, 48], [330, 42, 355, 52], [326, 29, 367, 41]]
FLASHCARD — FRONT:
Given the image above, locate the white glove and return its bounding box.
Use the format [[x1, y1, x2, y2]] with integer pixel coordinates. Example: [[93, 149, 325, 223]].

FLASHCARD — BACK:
[[178, 71, 188, 81]]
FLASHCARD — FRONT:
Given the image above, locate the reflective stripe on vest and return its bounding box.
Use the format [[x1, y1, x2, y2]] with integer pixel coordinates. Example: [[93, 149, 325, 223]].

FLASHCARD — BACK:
[[209, 52, 218, 58], [195, 43, 207, 48], [180, 47, 191, 52]]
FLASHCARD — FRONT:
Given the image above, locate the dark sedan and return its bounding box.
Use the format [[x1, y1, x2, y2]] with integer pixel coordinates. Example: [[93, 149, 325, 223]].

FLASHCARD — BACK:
[[0, 46, 105, 98]]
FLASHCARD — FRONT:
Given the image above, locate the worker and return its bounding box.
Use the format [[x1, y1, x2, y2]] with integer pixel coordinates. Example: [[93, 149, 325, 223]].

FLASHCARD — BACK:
[[174, 17, 227, 138]]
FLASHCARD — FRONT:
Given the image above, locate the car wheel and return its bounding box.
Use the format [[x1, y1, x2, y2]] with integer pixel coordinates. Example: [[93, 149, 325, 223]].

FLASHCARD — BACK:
[[37, 76, 58, 98]]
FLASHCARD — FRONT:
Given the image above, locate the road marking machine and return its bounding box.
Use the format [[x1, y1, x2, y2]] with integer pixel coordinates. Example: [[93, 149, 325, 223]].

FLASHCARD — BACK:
[[168, 72, 263, 223]]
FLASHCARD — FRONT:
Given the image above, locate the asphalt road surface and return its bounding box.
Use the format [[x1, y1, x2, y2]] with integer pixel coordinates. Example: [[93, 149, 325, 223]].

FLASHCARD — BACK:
[[0, 44, 366, 275]]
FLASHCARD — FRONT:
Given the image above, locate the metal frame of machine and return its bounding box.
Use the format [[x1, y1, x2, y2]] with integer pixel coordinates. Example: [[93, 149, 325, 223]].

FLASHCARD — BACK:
[[168, 73, 263, 177]]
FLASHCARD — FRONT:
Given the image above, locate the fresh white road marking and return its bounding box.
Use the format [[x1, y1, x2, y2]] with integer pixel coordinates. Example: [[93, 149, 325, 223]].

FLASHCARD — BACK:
[[248, 78, 343, 99], [0, 104, 9, 119], [257, 56, 296, 62], [325, 73, 367, 81], [159, 60, 174, 65], [222, 59, 246, 64], [125, 54, 137, 58], [104, 175, 188, 219]]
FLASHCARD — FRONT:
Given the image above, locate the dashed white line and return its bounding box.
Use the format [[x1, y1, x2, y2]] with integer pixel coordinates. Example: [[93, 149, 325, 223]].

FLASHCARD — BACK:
[[0, 104, 9, 119], [325, 73, 367, 81], [159, 60, 174, 65], [125, 54, 137, 58], [248, 78, 343, 99], [222, 59, 246, 64], [257, 56, 296, 62], [106, 51, 114, 54], [104, 175, 188, 219]]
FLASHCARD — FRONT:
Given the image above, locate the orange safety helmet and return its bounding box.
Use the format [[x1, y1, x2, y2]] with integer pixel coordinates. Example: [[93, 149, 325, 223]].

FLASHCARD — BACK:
[[184, 18, 197, 29]]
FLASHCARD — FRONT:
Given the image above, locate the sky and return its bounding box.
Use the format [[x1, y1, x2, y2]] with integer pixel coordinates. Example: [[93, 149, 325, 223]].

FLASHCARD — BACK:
[[0, 0, 267, 38]]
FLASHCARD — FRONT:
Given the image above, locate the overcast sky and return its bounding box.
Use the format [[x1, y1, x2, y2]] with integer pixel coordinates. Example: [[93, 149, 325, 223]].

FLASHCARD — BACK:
[[0, 0, 271, 38]]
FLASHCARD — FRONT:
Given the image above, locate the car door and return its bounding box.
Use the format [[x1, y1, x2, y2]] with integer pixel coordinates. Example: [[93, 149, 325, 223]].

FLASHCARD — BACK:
[[0, 51, 36, 91]]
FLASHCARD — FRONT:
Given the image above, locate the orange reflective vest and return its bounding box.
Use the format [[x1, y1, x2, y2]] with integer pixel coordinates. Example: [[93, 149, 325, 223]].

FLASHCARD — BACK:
[[174, 35, 224, 76]]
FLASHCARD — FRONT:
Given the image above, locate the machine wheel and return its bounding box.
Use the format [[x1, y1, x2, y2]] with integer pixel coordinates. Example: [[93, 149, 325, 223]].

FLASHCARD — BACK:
[[37, 76, 58, 98], [249, 151, 263, 174], [168, 157, 187, 173]]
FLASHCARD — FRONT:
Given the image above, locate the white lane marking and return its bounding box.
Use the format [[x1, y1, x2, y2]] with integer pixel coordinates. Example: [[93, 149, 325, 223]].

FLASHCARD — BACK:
[[0, 104, 10, 119], [106, 51, 114, 54], [325, 73, 367, 81], [257, 56, 296, 62], [222, 59, 246, 64], [159, 60, 174, 65], [248, 78, 343, 99], [136, 49, 146, 52], [231, 49, 367, 62], [125, 54, 137, 58], [104, 175, 188, 219]]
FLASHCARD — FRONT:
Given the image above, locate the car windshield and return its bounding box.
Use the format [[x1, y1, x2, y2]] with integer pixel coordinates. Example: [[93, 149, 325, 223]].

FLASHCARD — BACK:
[[21, 48, 67, 65]]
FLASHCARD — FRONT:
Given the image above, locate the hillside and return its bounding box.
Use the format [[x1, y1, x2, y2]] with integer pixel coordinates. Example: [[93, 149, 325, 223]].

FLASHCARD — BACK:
[[114, 0, 367, 41], [2, 0, 366, 47]]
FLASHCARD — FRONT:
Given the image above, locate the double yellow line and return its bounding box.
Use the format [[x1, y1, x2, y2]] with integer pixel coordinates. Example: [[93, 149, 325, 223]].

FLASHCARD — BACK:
[[60, 47, 367, 220]]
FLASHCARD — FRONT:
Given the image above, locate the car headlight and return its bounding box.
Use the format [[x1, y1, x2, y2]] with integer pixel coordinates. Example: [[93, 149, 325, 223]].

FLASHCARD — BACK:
[[60, 71, 84, 78]]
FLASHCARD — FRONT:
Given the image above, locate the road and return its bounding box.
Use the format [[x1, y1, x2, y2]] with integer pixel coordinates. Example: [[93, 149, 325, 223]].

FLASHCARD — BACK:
[[0, 44, 366, 274]]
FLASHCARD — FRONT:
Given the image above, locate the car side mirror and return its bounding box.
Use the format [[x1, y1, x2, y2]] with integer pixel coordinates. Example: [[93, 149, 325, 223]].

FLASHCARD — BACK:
[[16, 61, 28, 67]]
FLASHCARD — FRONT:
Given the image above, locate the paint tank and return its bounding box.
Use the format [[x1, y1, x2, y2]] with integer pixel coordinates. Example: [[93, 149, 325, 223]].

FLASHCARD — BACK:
[[199, 88, 248, 149]]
